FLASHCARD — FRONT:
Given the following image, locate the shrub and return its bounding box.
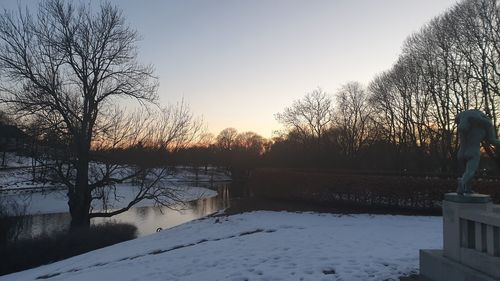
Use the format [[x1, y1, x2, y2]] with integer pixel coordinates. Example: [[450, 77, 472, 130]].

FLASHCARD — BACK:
[[0, 222, 137, 276], [0, 198, 27, 246]]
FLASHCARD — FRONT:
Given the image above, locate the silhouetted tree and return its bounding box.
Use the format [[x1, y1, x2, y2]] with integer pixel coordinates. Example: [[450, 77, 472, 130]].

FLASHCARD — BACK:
[[216, 128, 238, 152], [0, 0, 160, 229], [275, 88, 334, 148], [335, 82, 373, 158]]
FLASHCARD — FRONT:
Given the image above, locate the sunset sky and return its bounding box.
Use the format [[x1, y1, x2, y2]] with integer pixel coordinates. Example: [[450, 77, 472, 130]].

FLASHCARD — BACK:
[[1, 0, 458, 137]]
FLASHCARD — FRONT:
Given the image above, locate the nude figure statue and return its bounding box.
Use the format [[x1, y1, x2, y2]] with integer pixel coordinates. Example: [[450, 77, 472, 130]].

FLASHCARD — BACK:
[[456, 110, 500, 194]]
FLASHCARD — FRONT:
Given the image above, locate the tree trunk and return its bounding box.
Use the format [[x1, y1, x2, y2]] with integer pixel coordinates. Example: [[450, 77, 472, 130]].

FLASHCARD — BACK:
[[68, 147, 91, 230]]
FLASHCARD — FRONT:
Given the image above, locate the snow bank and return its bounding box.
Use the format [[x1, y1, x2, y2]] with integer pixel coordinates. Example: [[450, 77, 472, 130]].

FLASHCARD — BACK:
[[1, 211, 442, 281]]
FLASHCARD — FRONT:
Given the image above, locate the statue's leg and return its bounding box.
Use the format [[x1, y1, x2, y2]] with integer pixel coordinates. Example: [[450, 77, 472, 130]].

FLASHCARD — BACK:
[[457, 154, 466, 194], [457, 178, 464, 195], [462, 156, 480, 194]]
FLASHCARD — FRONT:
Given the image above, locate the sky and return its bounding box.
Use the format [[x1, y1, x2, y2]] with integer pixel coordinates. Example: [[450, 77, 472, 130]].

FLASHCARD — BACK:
[[1, 0, 459, 138]]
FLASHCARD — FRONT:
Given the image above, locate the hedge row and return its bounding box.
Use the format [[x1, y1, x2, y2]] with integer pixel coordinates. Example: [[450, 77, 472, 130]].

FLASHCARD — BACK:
[[0, 223, 137, 276], [247, 168, 500, 211]]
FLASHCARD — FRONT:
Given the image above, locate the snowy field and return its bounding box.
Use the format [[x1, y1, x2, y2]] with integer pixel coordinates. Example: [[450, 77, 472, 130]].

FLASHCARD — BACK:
[[1, 211, 442, 281]]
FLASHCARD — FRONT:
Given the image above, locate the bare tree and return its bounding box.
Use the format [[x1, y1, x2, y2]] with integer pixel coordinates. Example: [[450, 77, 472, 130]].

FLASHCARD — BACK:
[[197, 132, 215, 148], [275, 88, 334, 146], [368, 72, 400, 146], [234, 131, 268, 156], [216, 128, 238, 151], [147, 100, 204, 152], [335, 82, 372, 157], [0, 0, 159, 229]]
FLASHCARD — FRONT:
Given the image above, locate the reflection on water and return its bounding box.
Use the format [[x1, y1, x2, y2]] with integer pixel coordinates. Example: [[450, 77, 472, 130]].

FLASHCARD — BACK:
[[23, 212, 71, 238], [19, 183, 231, 238]]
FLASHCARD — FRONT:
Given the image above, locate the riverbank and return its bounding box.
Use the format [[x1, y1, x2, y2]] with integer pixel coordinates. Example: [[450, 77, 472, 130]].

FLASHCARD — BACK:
[[1, 211, 442, 281]]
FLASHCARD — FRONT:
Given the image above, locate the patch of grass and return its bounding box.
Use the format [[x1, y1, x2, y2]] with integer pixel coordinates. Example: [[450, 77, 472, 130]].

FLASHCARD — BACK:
[[0, 222, 137, 276]]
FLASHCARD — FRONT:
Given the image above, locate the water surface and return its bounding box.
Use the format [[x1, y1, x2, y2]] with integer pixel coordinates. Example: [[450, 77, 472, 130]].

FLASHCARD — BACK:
[[17, 183, 231, 238]]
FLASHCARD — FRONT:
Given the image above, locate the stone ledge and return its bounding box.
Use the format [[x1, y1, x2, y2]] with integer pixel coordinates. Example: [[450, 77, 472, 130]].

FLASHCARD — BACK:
[[420, 249, 498, 281], [444, 193, 491, 203]]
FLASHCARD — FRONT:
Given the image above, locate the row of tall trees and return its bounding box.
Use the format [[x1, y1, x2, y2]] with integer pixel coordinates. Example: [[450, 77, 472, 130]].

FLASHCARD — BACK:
[[369, 0, 500, 172], [270, 0, 500, 173], [270, 84, 375, 169]]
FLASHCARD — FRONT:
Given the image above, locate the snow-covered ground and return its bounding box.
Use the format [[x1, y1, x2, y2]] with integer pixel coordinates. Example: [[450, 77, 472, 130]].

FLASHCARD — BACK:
[[1, 211, 442, 281]]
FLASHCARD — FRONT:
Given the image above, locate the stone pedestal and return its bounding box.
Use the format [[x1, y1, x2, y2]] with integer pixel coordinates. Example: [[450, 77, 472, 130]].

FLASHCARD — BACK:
[[420, 193, 500, 281], [420, 250, 498, 281], [442, 193, 491, 262]]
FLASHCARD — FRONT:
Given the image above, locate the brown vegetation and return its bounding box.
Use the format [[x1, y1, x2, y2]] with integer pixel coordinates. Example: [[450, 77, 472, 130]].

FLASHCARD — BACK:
[[247, 168, 500, 212]]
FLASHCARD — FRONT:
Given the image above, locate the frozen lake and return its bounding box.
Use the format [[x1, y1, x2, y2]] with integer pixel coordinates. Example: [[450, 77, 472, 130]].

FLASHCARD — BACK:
[[6, 183, 231, 238]]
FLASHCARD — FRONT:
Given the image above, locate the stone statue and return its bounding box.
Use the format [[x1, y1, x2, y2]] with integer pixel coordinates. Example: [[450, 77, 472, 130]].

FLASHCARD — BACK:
[[456, 109, 500, 194]]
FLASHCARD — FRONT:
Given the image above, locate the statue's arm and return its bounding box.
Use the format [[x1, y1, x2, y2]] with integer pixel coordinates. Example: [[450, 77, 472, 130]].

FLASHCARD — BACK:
[[475, 115, 500, 147], [486, 126, 500, 147]]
